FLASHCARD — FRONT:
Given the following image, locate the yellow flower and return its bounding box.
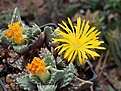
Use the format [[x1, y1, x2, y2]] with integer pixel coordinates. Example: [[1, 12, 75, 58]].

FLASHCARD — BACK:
[[4, 30, 12, 38], [26, 57, 51, 84], [13, 36, 26, 44], [8, 22, 22, 37], [4, 22, 26, 44], [26, 57, 46, 75], [52, 17, 105, 64]]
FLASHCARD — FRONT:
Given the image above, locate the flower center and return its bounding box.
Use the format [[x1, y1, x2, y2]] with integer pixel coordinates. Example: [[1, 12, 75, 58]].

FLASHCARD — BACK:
[[72, 38, 81, 49]]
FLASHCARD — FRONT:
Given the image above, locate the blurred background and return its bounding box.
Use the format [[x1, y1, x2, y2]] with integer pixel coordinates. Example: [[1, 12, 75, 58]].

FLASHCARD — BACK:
[[0, 0, 121, 91]]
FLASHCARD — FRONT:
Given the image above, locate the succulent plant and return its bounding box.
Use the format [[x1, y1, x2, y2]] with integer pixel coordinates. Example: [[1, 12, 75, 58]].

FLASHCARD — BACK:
[[0, 7, 42, 54], [0, 7, 105, 91], [16, 48, 75, 91], [37, 84, 57, 91]]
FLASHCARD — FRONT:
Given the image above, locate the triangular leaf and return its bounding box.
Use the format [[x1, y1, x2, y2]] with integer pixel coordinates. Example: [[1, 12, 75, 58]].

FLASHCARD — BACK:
[[40, 48, 56, 68], [29, 75, 41, 84], [13, 44, 28, 54], [59, 76, 93, 91], [11, 7, 22, 24], [60, 63, 74, 88], [16, 75, 37, 90], [48, 68, 64, 84], [37, 84, 57, 91]]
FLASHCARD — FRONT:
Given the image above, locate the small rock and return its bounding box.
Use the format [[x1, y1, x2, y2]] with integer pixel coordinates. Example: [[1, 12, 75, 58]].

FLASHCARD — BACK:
[[10, 82, 16, 90], [5, 84, 11, 89], [7, 73, 13, 77], [6, 76, 13, 83], [15, 84, 21, 91]]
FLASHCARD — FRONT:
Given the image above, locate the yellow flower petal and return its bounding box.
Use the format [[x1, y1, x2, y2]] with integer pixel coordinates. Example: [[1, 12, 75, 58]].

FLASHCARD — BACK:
[[64, 47, 73, 59], [58, 45, 69, 55], [68, 50, 75, 61], [53, 17, 105, 64], [77, 17, 81, 33], [70, 50, 77, 63], [68, 17, 74, 33], [85, 49, 100, 58], [81, 21, 90, 38]]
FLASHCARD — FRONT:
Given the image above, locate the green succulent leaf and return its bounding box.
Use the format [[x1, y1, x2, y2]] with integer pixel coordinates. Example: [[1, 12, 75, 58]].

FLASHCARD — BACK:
[[50, 29, 59, 39], [37, 84, 57, 91], [29, 75, 41, 84], [48, 68, 64, 84], [13, 44, 28, 54], [23, 24, 41, 38], [44, 26, 54, 49], [44, 26, 52, 32], [11, 7, 22, 24], [0, 30, 3, 43], [44, 26, 53, 41], [56, 56, 67, 68], [60, 63, 74, 88], [0, 34, 7, 44], [23, 28, 33, 38], [40, 48, 56, 68], [16, 75, 37, 90], [9, 56, 24, 70], [31, 24, 41, 36], [60, 75, 93, 91]]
